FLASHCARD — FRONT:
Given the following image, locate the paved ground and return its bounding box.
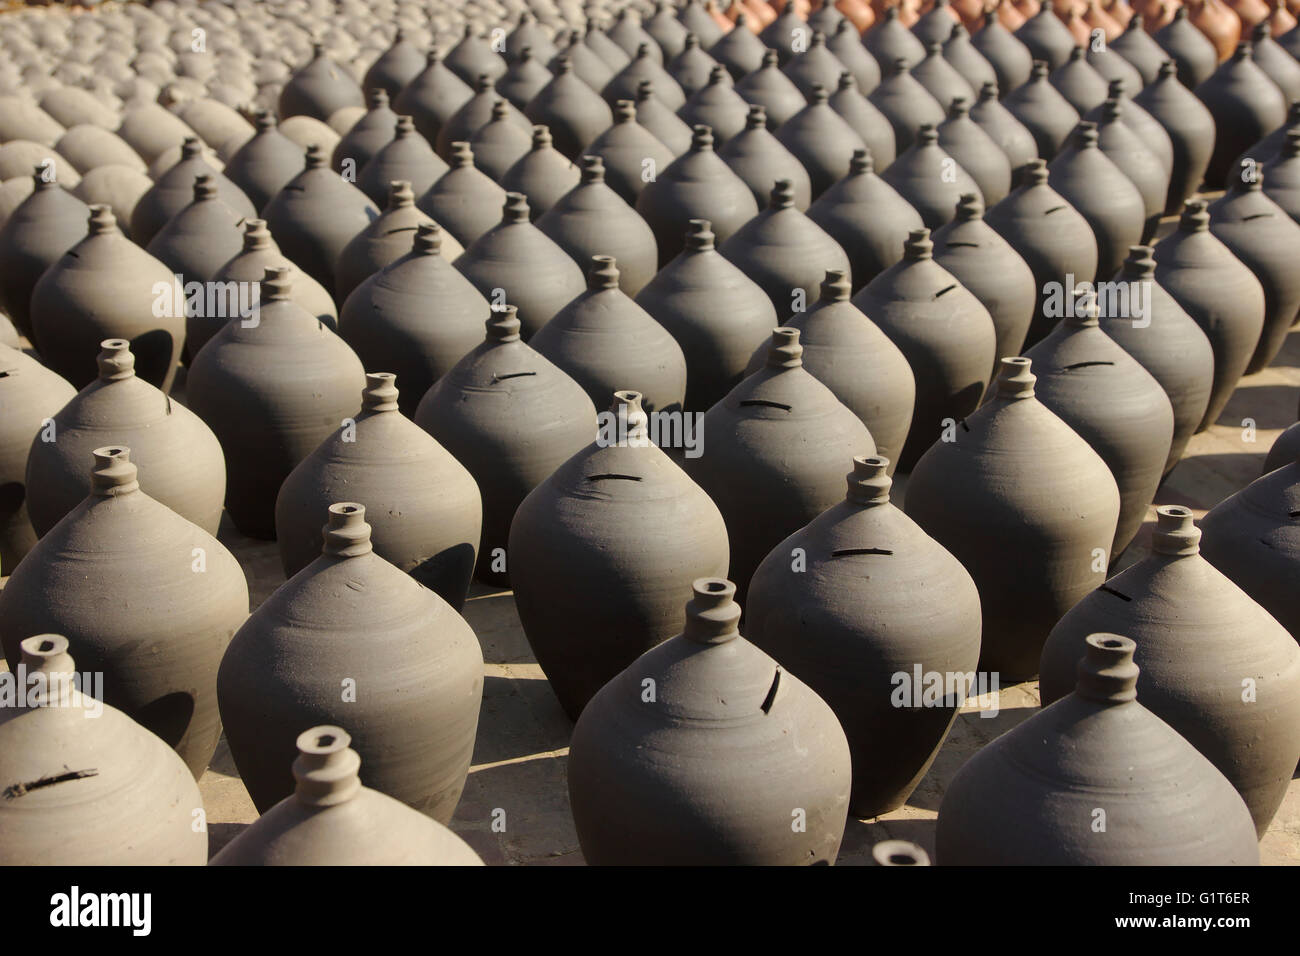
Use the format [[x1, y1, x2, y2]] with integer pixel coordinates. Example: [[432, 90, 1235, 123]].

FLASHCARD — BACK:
[[196, 321, 1300, 866]]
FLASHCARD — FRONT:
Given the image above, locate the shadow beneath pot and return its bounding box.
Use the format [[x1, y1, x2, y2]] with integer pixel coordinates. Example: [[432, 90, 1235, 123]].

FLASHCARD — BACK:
[[450, 749, 582, 866], [461, 585, 536, 665], [206, 821, 249, 860], [469, 673, 572, 768], [837, 815, 938, 866], [1217, 383, 1300, 431]]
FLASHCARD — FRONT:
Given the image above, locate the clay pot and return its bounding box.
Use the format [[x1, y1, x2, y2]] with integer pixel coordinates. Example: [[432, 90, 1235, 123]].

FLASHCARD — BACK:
[[568, 577, 852, 864], [334, 181, 451, 305], [669, 33, 724, 98], [218, 502, 483, 822], [1112, 13, 1170, 81], [830, 18, 885, 91], [904, 358, 1120, 678], [970, 80, 1043, 173], [634, 218, 778, 411], [916, 0, 965, 43], [1135, 60, 1216, 210], [869, 57, 948, 150], [1153, 199, 1266, 431], [1197, 42, 1288, 186], [499, 47, 555, 110], [415, 307, 596, 586], [26, 339, 224, 539], [1192, 0, 1245, 58], [865, 7, 928, 67], [262, 144, 379, 295], [187, 267, 365, 539], [509, 390, 730, 718], [572, 27, 629, 92], [718, 178, 852, 310], [808, 148, 926, 289], [932, 193, 1037, 375], [445, 25, 508, 87], [637, 124, 760, 267], [1208, 175, 1300, 373], [508, 11, 561, 64], [221, 112, 305, 217], [362, 28, 425, 98], [1005, 59, 1082, 158], [913, 40, 978, 109], [735, 49, 810, 128], [1201, 447, 1300, 639], [1099, 245, 1214, 474], [680, 65, 752, 145], [824, 73, 897, 171], [974, 9, 1037, 91], [611, 7, 665, 62], [274, 375, 481, 608], [711, 11, 770, 78], [69, 166, 153, 240], [1155, 6, 1220, 86], [500, 125, 582, 219], [0, 171, 90, 340], [0, 447, 248, 777], [881, 123, 984, 227], [199, 218, 338, 357], [526, 55, 615, 159], [0, 634, 207, 865], [852, 230, 997, 470], [985, 159, 1099, 345], [453, 192, 586, 340], [1254, 18, 1300, 97], [684, 0, 730, 47], [392, 52, 473, 146], [436, 76, 531, 161], [746, 271, 916, 468], [685, 328, 876, 602], [1023, 291, 1174, 556], [130, 136, 255, 248], [357, 115, 449, 207], [647, 0, 693, 58], [761, 6, 814, 63], [605, 43, 688, 109], [937, 634, 1260, 863], [945, 23, 1001, 94], [776, 84, 870, 197], [146, 174, 247, 288], [1016, 0, 1082, 67], [0, 344, 76, 571], [338, 223, 489, 418], [210, 726, 483, 865], [531, 256, 688, 414], [1048, 122, 1147, 278], [1093, 95, 1173, 235], [780, 29, 848, 98], [1263, 129, 1300, 221], [746, 455, 980, 816], [279, 43, 365, 123], [717, 104, 816, 208], [1051, 44, 1112, 111], [1040, 506, 1300, 835], [537, 157, 659, 297], [417, 142, 507, 248], [30, 206, 186, 393]]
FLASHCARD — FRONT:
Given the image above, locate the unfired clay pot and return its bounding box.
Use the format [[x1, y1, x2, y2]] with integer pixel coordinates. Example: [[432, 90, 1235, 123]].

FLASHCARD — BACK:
[[415, 307, 597, 586], [746, 456, 981, 817], [0, 171, 89, 339], [568, 577, 852, 864], [333, 180, 450, 305], [0, 447, 249, 778], [936, 634, 1260, 864], [0, 634, 207, 865], [417, 141, 508, 249], [218, 504, 482, 820], [904, 358, 1120, 679], [509, 390, 730, 719], [1040, 506, 1300, 835]]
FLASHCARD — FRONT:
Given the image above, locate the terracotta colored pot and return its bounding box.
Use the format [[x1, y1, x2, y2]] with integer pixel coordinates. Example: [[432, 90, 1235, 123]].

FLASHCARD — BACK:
[[568, 577, 851, 864], [746, 456, 981, 816], [0, 634, 207, 865], [936, 634, 1260, 863], [509, 390, 730, 719], [1189, 0, 1244, 59], [0, 447, 248, 777], [904, 358, 1120, 679]]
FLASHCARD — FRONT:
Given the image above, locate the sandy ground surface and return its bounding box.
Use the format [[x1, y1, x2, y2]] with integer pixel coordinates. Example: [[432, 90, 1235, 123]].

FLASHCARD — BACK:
[[193, 319, 1300, 866]]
